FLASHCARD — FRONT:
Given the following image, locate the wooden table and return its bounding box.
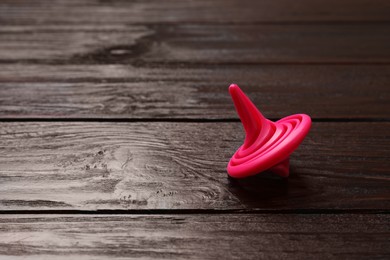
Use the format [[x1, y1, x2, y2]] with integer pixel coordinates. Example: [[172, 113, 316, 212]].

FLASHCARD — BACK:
[[0, 0, 389, 259]]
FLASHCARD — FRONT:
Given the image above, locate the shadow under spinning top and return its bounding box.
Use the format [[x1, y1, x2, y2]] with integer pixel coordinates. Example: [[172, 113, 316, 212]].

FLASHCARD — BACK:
[[227, 84, 311, 178]]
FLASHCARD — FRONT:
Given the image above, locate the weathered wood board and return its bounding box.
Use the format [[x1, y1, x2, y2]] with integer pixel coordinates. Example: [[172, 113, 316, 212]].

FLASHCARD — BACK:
[[0, 214, 388, 259], [2, 0, 390, 25], [0, 122, 388, 211], [0, 65, 389, 119], [0, 24, 389, 64]]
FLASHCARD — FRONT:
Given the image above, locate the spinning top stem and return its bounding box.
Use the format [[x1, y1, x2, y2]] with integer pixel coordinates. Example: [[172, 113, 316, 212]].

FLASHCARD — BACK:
[[229, 84, 273, 150]]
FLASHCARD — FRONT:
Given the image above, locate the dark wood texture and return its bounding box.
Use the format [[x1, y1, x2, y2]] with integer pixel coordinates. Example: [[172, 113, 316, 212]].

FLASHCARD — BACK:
[[1, 24, 390, 64], [1, 0, 389, 258], [0, 214, 389, 259], [130, 24, 390, 65], [1, 122, 389, 211], [0, 65, 389, 119], [1, 0, 390, 24]]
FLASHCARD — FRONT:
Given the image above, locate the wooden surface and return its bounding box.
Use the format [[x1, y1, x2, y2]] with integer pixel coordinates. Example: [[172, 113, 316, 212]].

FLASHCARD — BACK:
[[1, 0, 390, 24], [0, 65, 389, 119], [0, 0, 389, 259], [0, 122, 389, 211], [0, 214, 389, 259], [1, 24, 390, 64]]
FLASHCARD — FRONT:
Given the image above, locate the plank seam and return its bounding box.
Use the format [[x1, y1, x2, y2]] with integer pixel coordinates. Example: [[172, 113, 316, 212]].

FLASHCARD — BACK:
[[0, 209, 389, 215], [0, 118, 389, 123]]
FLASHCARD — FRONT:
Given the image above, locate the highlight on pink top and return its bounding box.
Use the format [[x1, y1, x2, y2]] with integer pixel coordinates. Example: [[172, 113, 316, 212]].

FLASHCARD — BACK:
[[227, 84, 311, 178]]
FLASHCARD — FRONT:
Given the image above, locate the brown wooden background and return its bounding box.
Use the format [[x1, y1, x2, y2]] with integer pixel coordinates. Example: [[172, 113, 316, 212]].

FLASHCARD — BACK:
[[0, 0, 389, 258]]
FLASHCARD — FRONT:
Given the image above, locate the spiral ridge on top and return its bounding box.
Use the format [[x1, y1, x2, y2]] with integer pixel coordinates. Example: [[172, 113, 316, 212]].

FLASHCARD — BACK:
[[227, 84, 311, 178]]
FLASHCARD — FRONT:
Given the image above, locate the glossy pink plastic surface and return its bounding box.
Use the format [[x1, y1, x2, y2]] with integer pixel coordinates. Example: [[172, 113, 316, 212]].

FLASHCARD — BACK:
[[227, 84, 311, 178]]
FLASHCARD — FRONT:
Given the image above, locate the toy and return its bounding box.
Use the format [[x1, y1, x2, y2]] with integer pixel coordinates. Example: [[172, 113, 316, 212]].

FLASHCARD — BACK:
[[227, 84, 311, 178]]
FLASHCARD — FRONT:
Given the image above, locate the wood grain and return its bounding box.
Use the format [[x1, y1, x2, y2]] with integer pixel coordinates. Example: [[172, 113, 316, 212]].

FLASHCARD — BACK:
[[0, 24, 151, 62], [0, 214, 389, 259], [1, 0, 389, 258], [0, 64, 389, 119], [1, 24, 390, 64], [1, 0, 390, 25], [135, 24, 390, 65], [0, 122, 389, 211]]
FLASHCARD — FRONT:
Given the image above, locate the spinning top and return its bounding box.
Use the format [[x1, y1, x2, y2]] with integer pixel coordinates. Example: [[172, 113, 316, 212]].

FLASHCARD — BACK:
[[227, 84, 311, 178]]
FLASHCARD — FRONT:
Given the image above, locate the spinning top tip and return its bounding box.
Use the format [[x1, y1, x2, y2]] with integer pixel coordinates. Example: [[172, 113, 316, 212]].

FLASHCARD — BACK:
[[229, 83, 239, 92]]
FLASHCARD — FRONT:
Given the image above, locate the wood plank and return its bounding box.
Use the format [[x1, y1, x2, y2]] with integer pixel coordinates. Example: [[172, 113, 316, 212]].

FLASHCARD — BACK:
[[0, 64, 389, 119], [0, 122, 389, 211], [0, 214, 389, 259], [1, 0, 390, 24], [1, 24, 390, 64], [0, 25, 151, 62], [135, 24, 390, 65]]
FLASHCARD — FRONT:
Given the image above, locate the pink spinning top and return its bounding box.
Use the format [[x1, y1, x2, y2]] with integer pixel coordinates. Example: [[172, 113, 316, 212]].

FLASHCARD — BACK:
[[227, 84, 311, 178]]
